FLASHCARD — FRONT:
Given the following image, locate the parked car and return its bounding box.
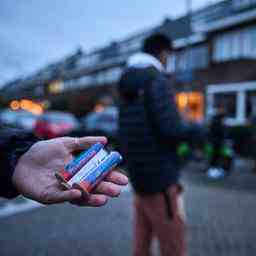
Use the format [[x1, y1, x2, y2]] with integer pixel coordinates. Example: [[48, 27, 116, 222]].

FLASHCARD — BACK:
[[81, 107, 118, 139], [0, 109, 37, 131], [34, 111, 79, 139]]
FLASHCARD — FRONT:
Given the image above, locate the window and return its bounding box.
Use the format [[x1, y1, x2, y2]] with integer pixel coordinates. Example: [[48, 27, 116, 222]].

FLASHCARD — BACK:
[[213, 93, 237, 118], [230, 32, 242, 59], [232, 0, 254, 9], [99, 43, 120, 61], [213, 26, 256, 62], [246, 91, 256, 118], [176, 45, 209, 71], [176, 92, 204, 122], [120, 38, 142, 54], [167, 54, 176, 73], [177, 51, 187, 71], [192, 5, 225, 28], [63, 76, 92, 91], [207, 83, 256, 125]]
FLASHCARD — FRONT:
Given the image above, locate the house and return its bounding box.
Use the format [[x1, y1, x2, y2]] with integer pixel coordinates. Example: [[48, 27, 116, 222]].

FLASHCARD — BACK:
[[1, 0, 256, 123]]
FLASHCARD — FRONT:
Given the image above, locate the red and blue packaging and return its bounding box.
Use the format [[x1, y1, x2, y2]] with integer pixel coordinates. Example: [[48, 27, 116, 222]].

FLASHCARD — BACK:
[[55, 142, 105, 183], [55, 143, 123, 199]]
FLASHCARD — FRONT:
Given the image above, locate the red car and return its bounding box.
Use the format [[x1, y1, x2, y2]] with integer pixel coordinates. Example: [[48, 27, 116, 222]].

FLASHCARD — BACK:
[[34, 111, 79, 139]]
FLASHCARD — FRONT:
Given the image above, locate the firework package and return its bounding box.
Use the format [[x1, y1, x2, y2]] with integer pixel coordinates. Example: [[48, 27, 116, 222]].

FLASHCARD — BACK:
[[55, 143, 123, 199]]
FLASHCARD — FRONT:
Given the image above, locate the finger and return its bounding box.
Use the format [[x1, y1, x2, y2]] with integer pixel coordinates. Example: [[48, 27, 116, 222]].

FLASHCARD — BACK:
[[61, 136, 107, 152], [71, 194, 108, 207], [42, 189, 82, 204], [94, 181, 122, 197], [104, 171, 129, 185]]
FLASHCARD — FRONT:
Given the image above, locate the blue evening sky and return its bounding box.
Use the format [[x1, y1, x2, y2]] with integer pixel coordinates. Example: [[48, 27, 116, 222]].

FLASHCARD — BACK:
[[0, 0, 217, 85]]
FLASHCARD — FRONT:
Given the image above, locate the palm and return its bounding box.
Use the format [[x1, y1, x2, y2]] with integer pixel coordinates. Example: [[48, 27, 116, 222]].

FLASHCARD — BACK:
[[12, 137, 128, 206], [13, 139, 74, 204]]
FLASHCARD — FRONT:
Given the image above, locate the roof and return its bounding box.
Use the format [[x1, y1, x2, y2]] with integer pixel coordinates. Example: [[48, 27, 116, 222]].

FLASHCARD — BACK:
[[192, 0, 256, 32], [195, 6, 256, 32]]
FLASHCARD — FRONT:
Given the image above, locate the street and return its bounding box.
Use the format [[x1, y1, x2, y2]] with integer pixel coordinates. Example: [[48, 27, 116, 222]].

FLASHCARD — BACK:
[[0, 178, 255, 256]]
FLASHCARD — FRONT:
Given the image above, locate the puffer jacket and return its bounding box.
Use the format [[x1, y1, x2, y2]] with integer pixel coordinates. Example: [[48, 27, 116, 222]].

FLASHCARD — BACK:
[[118, 53, 202, 194]]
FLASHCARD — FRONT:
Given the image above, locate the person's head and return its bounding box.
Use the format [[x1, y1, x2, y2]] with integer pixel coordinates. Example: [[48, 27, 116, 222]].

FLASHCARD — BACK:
[[142, 33, 172, 67]]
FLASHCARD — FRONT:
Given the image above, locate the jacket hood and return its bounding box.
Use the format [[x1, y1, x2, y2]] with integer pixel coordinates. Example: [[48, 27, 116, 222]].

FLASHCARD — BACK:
[[127, 53, 164, 72]]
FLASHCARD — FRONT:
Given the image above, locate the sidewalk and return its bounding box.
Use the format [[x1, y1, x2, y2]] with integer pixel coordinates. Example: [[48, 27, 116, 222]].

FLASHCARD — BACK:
[[0, 181, 256, 256], [182, 158, 256, 192]]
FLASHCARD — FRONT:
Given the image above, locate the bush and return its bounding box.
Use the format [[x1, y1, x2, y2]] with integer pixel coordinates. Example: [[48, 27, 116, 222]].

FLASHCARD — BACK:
[[228, 125, 256, 157]]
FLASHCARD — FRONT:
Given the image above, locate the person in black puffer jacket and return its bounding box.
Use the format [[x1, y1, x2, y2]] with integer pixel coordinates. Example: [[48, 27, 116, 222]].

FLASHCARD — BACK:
[[118, 34, 204, 256]]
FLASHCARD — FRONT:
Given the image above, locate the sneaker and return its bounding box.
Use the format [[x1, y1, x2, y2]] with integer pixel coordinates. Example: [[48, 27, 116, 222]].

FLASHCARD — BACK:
[[216, 167, 226, 178], [207, 167, 225, 179]]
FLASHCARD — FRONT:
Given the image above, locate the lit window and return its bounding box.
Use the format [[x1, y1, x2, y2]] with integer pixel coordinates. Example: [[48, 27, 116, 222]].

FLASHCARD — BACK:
[[176, 92, 204, 122], [48, 81, 64, 94]]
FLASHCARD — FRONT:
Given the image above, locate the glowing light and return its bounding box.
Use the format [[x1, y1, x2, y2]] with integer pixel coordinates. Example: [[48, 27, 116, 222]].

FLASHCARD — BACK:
[[94, 104, 105, 113], [9, 99, 44, 116], [20, 99, 33, 110], [10, 100, 20, 110], [176, 92, 204, 122], [30, 104, 43, 115], [48, 81, 64, 94], [177, 93, 188, 110]]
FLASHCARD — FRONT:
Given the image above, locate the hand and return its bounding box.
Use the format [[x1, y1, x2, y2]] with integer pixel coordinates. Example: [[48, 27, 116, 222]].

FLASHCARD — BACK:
[[12, 136, 128, 207]]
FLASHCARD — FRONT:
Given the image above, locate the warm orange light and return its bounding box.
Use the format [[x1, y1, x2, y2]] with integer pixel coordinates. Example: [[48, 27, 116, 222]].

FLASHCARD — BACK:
[[20, 99, 33, 110], [10, 99, 44, 116], [30, 104, 43, 115], [176, 92, 204, 122], [48, 80, 64, 94], [10, 100, 20, 110], [176, 93, 188, 110], [94, 104, 105, 113]]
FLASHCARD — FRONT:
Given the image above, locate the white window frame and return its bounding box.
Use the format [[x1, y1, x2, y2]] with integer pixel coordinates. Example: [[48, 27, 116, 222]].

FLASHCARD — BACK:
[[207, 81, 256, 126]]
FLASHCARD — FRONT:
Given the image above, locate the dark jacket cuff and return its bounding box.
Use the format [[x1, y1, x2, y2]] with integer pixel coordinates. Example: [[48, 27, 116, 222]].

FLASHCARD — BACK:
[[0, 132, 38, 199]]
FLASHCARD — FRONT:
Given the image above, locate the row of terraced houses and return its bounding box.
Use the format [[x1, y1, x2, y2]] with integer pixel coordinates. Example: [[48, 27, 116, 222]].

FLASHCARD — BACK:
[[1, 0, 256, 126]]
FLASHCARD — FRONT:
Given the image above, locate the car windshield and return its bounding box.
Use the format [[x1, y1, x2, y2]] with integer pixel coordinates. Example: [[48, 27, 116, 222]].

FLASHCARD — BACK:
[[40, 112, 77, 124], [83, 107, 118, 123]]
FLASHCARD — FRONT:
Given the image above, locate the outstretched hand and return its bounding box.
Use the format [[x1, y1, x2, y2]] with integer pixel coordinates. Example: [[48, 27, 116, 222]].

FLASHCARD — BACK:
[[12, 136, 128, 207]]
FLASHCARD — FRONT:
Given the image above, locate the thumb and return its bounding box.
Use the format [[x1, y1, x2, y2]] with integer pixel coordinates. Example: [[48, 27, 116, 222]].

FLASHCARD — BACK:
[[61, 136, 107, 152]]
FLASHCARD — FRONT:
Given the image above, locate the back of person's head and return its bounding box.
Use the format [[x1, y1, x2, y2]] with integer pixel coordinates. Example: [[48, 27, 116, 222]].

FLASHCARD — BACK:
[[142, 33, 172, 58]]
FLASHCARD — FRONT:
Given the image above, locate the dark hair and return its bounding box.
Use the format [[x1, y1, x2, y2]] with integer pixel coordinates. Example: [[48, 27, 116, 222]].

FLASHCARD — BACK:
[[142, 33, 172, 57]]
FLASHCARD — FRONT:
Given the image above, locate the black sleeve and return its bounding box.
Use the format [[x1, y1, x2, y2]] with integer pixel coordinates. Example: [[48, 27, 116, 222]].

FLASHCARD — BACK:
[[0, 130, 38, 199], [150, 77, 205, 144]]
